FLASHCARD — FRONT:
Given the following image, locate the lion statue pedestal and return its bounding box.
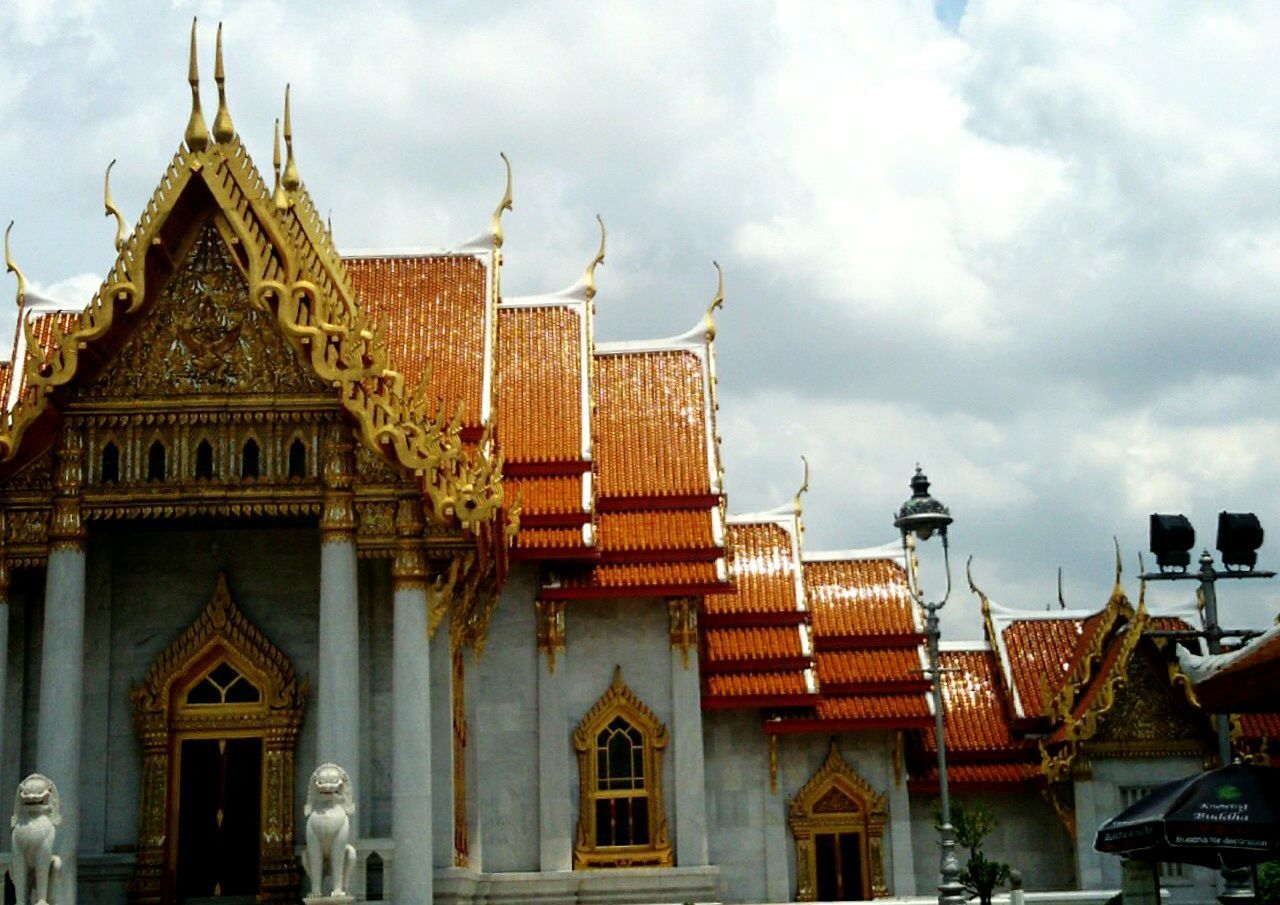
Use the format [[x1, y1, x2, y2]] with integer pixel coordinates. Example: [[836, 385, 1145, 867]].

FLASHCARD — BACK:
[[8, 774, 62, 905], [301, 763, 357, 905]]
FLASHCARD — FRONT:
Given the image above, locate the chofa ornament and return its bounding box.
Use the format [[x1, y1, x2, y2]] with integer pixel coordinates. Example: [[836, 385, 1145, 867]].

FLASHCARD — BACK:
[[303, 763, 357, 901], [9, 774, 62, 905]]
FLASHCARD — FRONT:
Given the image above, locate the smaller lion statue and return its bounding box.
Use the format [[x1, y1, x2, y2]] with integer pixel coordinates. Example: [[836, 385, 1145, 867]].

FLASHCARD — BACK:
[[9, 774, 62, 905], [303, 763, 357, 900]]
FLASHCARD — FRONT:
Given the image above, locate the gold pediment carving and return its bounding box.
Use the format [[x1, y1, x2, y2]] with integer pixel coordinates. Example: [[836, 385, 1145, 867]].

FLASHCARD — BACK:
[[81, 218, 325, 399], [1090, 642, 1208, 750]]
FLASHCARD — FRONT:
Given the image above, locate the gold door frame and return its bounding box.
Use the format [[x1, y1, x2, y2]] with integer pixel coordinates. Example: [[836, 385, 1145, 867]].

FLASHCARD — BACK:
[[128, 573, 307, 904], [789, 741, 888, 901]]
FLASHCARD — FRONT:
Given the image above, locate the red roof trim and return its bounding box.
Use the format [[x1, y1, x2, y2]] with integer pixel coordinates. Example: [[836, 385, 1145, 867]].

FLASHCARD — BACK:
[[505, 460, 592, 478], [519, 512, 592, 528], [815, 633, 926, 652], [701, 611, 808, 628], [821, 679, 932, 696], [764, 715, 934, 734], [597, 494, 722, 512], [702, 656, 812, 675], [600, 548, 723, 564], [701, 694, 815, 710], [542, 580, 733, 600]]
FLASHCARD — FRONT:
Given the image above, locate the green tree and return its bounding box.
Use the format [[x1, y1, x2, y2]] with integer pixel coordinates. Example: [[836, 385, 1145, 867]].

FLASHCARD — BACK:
[[1258, 860, 1280, 905], [936, 799, 1013, 905]]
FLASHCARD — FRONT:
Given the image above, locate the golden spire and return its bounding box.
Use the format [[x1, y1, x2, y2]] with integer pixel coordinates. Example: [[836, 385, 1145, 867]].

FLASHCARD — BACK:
[[1112, 535, 1123, 593], [4, 222, 27, 306], [1057, 566, 1067, 610], [281, 84, 300, 192], [793, 454, 809, 515], [966, 555, 992, 618], [704, 260, 725, 340], [212, 23, 234, 143], [184, 18, 210, 153], [103, 160, 128, 252], [584, 215, 606, 302], [492, 152, 514, 249], [272, 118, 288, 211]]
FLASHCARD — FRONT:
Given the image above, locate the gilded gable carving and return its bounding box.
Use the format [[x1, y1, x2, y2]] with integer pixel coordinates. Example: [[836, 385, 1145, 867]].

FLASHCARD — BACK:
[[1091, 644, 1207, 752], [82, 220, 324, 398]]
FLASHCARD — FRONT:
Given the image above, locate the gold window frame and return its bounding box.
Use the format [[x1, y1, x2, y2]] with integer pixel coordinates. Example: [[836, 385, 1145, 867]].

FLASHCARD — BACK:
[[573, 667, 672, 869]]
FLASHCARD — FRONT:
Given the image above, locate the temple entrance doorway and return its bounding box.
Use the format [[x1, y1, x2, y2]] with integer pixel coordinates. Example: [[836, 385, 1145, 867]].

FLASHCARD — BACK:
[[130, 574, 306, 905], [813, 830, 865, 901], [790, 742, 888, 901], [175, 735, 263, 902]]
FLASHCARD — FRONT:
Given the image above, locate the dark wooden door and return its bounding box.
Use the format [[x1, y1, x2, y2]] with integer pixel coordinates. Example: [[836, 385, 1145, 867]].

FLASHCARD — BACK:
[[175, 737, 262, 902], [814, 831, 865, 900]]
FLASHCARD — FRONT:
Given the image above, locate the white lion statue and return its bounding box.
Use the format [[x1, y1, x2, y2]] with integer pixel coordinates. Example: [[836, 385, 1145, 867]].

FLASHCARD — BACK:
[[303, 763, 357, 900], [9, 774, 62, 905]]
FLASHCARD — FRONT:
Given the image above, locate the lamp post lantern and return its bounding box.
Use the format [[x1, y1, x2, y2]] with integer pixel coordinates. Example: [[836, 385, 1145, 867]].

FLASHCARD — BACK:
[[894, 466, 965, 905]]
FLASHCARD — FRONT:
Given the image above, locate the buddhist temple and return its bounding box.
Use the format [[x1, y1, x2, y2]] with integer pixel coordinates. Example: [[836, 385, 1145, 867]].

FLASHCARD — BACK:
[[0, 25, 1273, 905]]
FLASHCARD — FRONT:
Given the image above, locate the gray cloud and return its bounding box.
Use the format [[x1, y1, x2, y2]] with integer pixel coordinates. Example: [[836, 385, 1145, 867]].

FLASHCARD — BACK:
[[1, 1, 1277, 639]]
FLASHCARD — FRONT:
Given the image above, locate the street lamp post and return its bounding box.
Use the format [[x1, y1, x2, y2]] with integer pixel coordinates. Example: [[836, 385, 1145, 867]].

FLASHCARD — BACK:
[[894, 466, 965, 905], [1142, 512, 1273, 903]]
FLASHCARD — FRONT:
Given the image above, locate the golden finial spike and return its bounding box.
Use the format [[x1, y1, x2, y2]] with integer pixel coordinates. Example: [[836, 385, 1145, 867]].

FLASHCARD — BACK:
[[584, 215, 606, 302], [1113, 536, 1123, 589], [1057, 566, 1066, 610], [184, 18, 209, 152], [272, 118, 287, 211], [793, 454, 809, 514], [5, 222, 27, 306], [1137, 552, 1148, 609], [282, 84, 300, 192], [492, 152, 514, 249], [212, 23, 234, 143], [705, 260, 725, 340], [103, 160, 128, 252]]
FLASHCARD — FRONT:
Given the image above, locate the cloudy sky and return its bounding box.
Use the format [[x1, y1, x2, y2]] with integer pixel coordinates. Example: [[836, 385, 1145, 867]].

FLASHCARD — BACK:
[[2, 1, 1279, 638]]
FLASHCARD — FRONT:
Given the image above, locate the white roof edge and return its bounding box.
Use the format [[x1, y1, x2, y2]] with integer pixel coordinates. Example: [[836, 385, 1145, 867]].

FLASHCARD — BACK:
[[939, 639, 991, 652], [340, 245, 491, 260], [803, 541, 906, 564], [594, 336, 706, 356], [500, 294, 588, 311], [984, 597, 1104, 622], [727, 505, 798, 526]]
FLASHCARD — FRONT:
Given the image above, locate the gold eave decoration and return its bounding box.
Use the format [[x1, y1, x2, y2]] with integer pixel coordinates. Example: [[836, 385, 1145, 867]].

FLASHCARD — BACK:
[[0, 25, 513, 541]]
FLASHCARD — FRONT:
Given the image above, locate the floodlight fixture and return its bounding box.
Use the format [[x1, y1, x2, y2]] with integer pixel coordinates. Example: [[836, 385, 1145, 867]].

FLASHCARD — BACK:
[[1149, 513, 1195, 572], [1216, 511, 1264, 572]]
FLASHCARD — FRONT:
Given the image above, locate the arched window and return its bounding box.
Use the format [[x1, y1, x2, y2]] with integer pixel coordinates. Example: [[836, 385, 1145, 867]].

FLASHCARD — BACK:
[[101, 442, 120, 483], [185, 660, 262, 706], [573, 667, 671, 868], [147, 441, 166, 482], [195, 440, 214, 479], [242, 439, 260, 479], [288, 438, 307, 479]]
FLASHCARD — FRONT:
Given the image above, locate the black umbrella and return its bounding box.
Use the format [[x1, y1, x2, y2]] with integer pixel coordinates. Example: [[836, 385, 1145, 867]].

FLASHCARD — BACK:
[[1094, 764, 1280, 868]]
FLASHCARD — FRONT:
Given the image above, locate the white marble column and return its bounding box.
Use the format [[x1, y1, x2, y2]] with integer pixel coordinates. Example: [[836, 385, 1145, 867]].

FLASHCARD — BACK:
[[763, 735, 792, 901], [430, 611, 456, 868], [886, 731, 916, 895], [462, 644, 484, 871], [536, 600, 572, 871], [391, 498, 432, 902], [37, 431, 87, 905], [669, 599, 709, 866], [319, 424, 360, 826]]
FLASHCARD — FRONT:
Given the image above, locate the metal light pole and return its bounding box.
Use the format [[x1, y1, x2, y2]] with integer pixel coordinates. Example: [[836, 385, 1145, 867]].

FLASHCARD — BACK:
[[1142, 513, 1274, 904], [895, 466, 965, 905]]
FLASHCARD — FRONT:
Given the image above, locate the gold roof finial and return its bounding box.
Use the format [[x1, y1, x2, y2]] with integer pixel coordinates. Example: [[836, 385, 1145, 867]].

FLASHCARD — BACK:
[[281, 84, 300, 192], [704, 260, 725, 340], [584, 215, 606, 302], [4, 222, 27, 306], [966, 555, 992, 618], [1112, 535, 1123, 591], [211, 23, 234, 143], [793, 454, 809, 515], [271, 118, 288, 211], [492, 152, 513, 249], [1137, 552, 1148, 610], [103, 160, 128, 252], [184, 18, 210, 153], [1057, 566, 1067, 610]]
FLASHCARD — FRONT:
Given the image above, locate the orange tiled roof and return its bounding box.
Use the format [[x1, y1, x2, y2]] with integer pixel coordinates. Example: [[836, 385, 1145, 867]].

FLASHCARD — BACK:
[[347, 254, 488, 433], [597, 509, 717, 555], [704, 522, 800, 618], [804, 557, 919, 640], [506, 476, 586, 519], [923, 649, 1023, 754], [705, 626, 805, 663], [513, 526, 586, 551], [813, 693, 931, 722], [1240, 712, 1280, 738], [705, 672, 810, 699], [911, 762, 1040, 788], [543, 559, 726, 597], [593, 350, 712, 501], [495, 304, 584, 465], [1000, 616, 1089, 718], [816, 648, 925, 688]]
